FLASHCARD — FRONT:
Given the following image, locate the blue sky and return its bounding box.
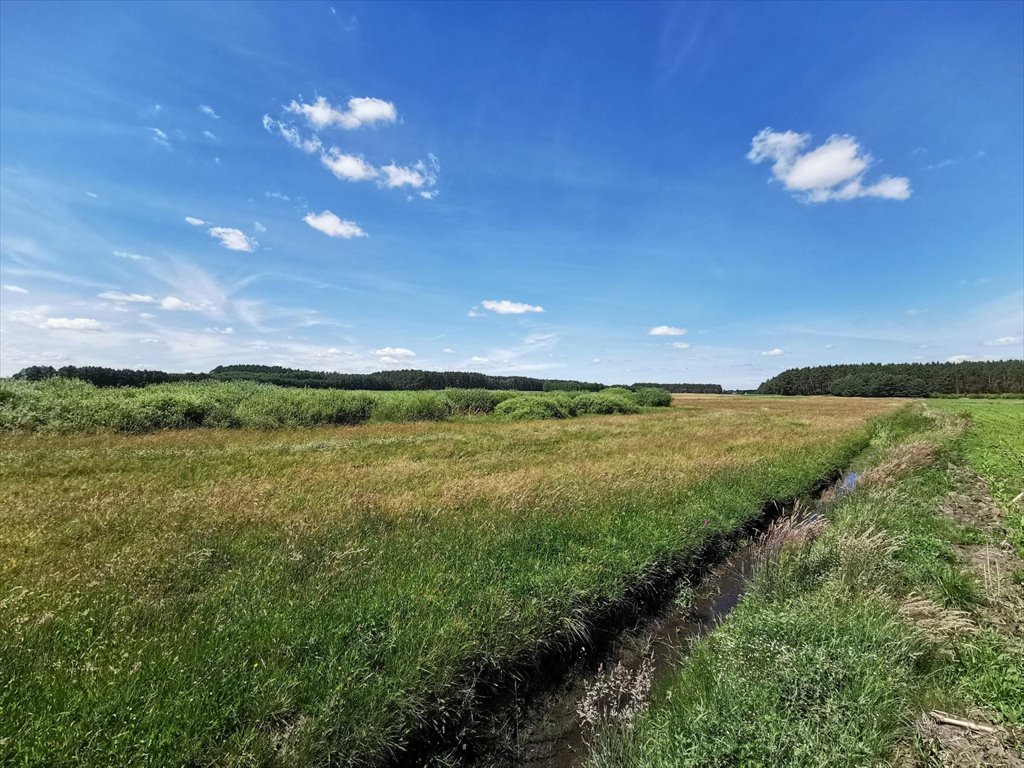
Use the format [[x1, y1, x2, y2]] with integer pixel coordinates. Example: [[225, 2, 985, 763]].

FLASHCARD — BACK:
[[1, 0, 1021, 387]]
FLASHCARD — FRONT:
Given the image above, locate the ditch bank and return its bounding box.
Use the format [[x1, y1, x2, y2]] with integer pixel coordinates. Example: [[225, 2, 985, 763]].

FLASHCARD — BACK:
[[379, 469, 859, 767]]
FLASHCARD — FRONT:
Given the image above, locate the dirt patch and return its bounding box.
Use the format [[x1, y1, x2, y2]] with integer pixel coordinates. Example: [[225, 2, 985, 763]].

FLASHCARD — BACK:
[[915, 711, 1024, 767], [908, 465, 1024, 766]]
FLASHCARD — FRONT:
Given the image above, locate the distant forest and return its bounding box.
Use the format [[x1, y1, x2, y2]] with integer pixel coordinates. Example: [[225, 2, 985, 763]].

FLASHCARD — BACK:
[[10, 364, 723, 394], [757, 360, 1024, 397]]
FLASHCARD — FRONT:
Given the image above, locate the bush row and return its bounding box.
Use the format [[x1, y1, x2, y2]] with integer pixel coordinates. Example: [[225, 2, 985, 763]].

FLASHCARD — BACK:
[[0, 380, 672, 433]]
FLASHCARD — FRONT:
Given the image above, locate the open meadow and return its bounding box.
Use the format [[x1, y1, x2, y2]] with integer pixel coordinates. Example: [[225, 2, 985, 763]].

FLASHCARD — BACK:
[[0, 395, 902, 765]]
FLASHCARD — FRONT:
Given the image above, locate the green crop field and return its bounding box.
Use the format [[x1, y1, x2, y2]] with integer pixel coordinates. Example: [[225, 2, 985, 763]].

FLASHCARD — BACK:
[[0, 395, 901, 765]]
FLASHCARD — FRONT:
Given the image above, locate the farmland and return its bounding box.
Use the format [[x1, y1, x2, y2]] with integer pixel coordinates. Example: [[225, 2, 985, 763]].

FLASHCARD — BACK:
[[0, 395, 900, 765]]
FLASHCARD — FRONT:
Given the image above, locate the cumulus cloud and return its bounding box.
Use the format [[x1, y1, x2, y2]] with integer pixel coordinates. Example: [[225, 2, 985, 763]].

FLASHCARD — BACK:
[[40, 317, 105, 332], [208, 227, 256, 252], [947, 354, 983, 363], [99, 290, 156, 303], [321, 150, 378, 181], [373, 347, 416, 358], [184, 216, 206, 226], [648, 325, 687, 336], [747, 128, 911, 203], [761, 348, 785, 356], [286, 96, 397, 130], [480, 299, 545, 315], [985, 336, 1020, 346], [3, 284, 28, 294], [262, 114, 322, 154], [199, 104, 220, 119], [303, 210, 367, 239]]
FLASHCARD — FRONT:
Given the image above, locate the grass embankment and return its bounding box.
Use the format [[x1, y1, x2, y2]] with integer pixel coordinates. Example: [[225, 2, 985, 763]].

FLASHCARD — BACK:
[[589, 400, 1024, 767], [0, 379, 671, 433], [0, 396, 897, 765]]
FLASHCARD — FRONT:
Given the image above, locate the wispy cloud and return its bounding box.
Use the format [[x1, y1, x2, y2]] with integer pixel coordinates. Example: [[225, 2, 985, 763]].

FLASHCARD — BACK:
[[985, 336, 1020, 346], [670, 341, 690, 349], [99, 290, 156, 303], [199, 104, 220, 119], [303, 210, 367, 239], [748, 128, 910, 203], [262, 115, 322, 154], [2, 284, 28, 294], [151, 127, 171, 149], [208, 227, 256, 252], [480, 299, 544, 315], [761, 348, 784, 356], [648, 325, 686, 336], [113, 249, 150, 261], [184, 216, 206, 226]]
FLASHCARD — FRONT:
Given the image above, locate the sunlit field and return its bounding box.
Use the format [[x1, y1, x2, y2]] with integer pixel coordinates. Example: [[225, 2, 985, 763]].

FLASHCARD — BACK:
[[0, 395, 902, 765]]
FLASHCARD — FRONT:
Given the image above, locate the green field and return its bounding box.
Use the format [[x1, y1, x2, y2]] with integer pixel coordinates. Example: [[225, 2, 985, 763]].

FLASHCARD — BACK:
[[589, 399, 1024, 767], [0, 395, 899, 765]]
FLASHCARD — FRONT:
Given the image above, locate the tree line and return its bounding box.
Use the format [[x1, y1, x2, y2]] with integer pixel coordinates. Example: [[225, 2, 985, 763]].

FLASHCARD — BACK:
[[630, 382, 724, 394], [757, 360, 1024, 397], [10, 364, 724, 394]]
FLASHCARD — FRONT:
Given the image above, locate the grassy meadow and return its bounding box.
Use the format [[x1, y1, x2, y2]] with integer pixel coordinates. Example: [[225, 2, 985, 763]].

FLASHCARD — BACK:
[[589, 399, 1024, 767], [0, 395, 901, 765]]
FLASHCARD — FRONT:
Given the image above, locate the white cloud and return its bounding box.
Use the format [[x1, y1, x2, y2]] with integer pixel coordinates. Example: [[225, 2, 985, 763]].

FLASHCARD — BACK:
[[373, 347, 416, 358], [470, 356, 489, 363], [481, 299, 544, 315], [419, 190, 437, 200], [253, 221, 266, 233], [761, 348, 785, 356], [113, 249, 149, 261], [184, 216, 206, 226], [303, 210, 367, 239], [286, 96, 397, 130], [380, 159, 436, 189], [265, 191, 290, 201], [262, 115, 323, 154], [947, 354, 983, 363], [2, 284, 28, 294], [204, 326, 235, 334], [40, 317, 105, 332], [592, 358, 602, 363], [200, 104, 220, 119], [151, 128, 170, 148], [443, 347, 455, 353], [99, 290, 156, 304], [321, 150, 378, 181], [648, 325, 687, 336], [748, 128, 911, 203], [670, 342, 691, 349], [160, 296, 203, 311], [86, 191, 98, 198], [208, 227, 256, 252], [985, 336, 1020, 346], [202, 129, 219, 142]]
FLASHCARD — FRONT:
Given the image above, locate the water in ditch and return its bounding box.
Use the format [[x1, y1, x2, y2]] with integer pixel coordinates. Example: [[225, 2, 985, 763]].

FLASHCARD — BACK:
[[511, 471, 860, 767]]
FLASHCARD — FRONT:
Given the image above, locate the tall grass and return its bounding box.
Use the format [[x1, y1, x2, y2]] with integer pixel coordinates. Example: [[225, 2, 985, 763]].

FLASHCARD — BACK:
[[0, 396, 896, 765], [0, 379, 671, 433]]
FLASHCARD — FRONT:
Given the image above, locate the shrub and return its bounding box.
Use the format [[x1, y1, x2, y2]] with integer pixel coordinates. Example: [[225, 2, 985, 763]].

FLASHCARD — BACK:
[[494, 396, 571, 421], [631, 387, 672, 407], [369, 391, 453, 422], [571, 393, 642, 415], [443, 388, 512, 415]]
